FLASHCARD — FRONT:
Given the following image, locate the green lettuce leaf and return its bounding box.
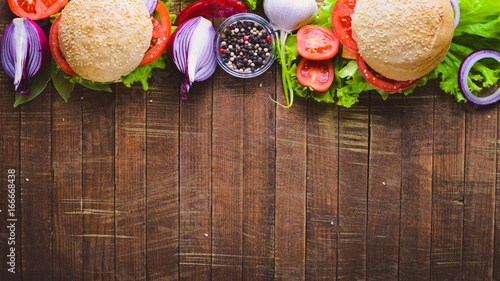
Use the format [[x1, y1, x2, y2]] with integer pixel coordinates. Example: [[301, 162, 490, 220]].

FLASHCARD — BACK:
[[244, 0, 261, 10], [279, 0, 500, 107], [121, 51, 168, 91]]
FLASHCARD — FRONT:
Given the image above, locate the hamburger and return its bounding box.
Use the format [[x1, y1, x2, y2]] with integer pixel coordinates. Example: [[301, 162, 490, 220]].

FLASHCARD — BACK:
[[334, 0, 455, 90], [50, 0, 171, 86]]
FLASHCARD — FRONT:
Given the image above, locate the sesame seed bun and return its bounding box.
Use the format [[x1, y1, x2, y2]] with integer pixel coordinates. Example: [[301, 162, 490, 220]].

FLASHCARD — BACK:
[[58, 0, 153, 82], [351, 0, 454, 81]]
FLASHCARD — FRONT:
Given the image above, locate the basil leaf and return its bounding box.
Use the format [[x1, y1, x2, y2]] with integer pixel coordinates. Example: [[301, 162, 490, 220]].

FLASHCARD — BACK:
[[14, 64, 52, 107], [51, 59, 74, 102]]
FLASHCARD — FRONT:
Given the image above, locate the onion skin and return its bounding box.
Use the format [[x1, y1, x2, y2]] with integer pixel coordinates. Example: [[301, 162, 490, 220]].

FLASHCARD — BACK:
[[459, 49, 500, 105], [0, 18, 50, 95]]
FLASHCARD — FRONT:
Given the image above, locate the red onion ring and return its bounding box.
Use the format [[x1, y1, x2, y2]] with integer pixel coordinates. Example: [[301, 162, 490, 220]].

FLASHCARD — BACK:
[[144, 0, 158, 15], [458, 49, 500, 105], [450, 0, 460, 29]]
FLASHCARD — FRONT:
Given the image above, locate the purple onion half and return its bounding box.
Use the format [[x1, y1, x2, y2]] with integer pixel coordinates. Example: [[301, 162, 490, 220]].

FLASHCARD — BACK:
[[1, 18, 50, 95], [458, 49, 500, 105], [167, 16, 217, 101]]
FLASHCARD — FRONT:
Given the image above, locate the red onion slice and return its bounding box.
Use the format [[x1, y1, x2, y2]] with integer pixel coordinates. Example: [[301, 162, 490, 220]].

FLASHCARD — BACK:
[[458, 49, 500, 105], [144, 0, 158, 15], [1, 18, 49, 95], [450, 0, 460, 29]]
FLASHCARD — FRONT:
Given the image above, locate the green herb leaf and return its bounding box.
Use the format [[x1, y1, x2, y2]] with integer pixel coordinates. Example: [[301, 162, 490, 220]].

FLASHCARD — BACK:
[[51, 59, 74, 102], [14, 64, 52, 107]]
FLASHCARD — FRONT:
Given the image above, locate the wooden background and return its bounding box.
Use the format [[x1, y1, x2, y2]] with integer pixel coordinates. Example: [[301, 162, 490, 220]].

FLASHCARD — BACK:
[[1, 1, 500, 280]]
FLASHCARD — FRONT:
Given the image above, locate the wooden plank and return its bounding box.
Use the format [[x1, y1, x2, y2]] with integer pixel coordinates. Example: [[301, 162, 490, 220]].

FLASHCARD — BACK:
[[145, 1, 180, 279], [82, 89, 116, 280], [399, 86, 434, 279], [177, 0, 212, 278], [337, 95, 369, 280], [52, 89, 83, 280], [306, 101, 339, 280], [275, 74, 307, 280], [496, 102, 500, 280], [462, 104, 497, 280], [366, 93, 402, 280], [146, 66, 181, 280], [115, 85, 147, 280], [20, 88, 53, 280], [211, 66, 244, 280], [243, 69, 276, 281], [430, 90, 464, 280], [179, 81, 212, 281], [0, 50, 21, 281]]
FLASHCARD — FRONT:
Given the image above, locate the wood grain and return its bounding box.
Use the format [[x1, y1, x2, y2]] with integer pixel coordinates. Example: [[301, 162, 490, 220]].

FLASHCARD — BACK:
[[275, 73, 307, 281], [430, 89, 465, 280], [243, 68, 276, 281], [115, 85, 147, 280], [367, 93, 402, 280], [0, 54, 20, 281], [146, 64, 181, 281], [21, 88, 52, 280], [462, 104, 497, 280], [211, 66, 244, 280], [179, 81, 213, 281], [145, 1, 181, 280], [306, 101, 339, 280], [399, 85, 434, 279], [82, 89, 116, 280], [337, 94, 369, 280], [52, 89, 83, 280], [495, 102, 500, 281]]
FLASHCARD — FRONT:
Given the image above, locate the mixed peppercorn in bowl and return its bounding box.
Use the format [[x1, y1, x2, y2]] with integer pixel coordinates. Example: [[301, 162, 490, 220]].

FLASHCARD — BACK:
[[214, 13, 277, 78]]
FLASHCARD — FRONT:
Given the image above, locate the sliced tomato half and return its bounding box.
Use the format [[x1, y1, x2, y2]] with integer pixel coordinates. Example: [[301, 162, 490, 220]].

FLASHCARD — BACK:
[[297, 25, 339, 61], [140, 1, 172, 66], [332, 0, 358, 53], [356, 54, 419, 91], [49, 15, 79, 76], [297, 58, 334, 92], [9, 0, 67, 20]]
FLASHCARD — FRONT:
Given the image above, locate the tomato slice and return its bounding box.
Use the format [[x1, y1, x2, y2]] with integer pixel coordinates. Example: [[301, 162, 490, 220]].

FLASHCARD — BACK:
[[8, 0, 67, 20], [297, 25, 339, 61], [296, 58, 334, 92], [332, 0, 358, 53], [140, 1, 172, 66], [49, 15, 79, 76], [356, 54, 419, 91]]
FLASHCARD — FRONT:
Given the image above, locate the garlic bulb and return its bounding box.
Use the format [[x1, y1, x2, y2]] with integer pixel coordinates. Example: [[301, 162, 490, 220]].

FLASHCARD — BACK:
[[264, 0, 318, 107], [264, 0, 318, 33]]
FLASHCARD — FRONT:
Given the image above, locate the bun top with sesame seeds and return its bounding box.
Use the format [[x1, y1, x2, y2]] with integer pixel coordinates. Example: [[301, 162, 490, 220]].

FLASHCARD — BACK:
[[350, 0, 454, 81], [58, 0, 153, 82]]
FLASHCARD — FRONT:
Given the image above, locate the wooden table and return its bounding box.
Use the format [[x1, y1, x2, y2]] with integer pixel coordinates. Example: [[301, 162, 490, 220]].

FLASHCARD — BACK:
[[1, 1, 499, 280]]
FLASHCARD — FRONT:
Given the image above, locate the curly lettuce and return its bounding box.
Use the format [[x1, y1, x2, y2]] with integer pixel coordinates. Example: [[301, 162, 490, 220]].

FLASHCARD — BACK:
[[281, 0, 500, 107]]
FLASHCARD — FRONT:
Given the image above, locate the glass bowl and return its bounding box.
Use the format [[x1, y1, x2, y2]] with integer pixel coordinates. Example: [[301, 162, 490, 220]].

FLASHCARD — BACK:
[[213, 13, 277, 78]]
